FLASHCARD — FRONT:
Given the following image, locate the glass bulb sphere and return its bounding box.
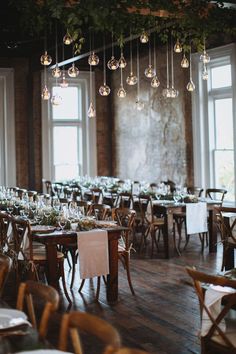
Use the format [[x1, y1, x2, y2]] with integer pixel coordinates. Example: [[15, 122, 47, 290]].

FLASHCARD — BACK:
[[136, 99, 144, 111], [88, 52, 99, 66], [169, 87, 179, 98], [41, 85, 51, 100], [51, 93, 62, 105], [117, 86, 126, 98], [200, 51, 210, 64], [63, 32, 73, 45], [107, 56, 119, 70], [68, 63, 79, 77], [202, 68, 208, 80], [140, 31, 149, 43], [88, 102, 96, 118], [144, 65, 156, 78], [151, 75, 160, 88], [40, 51, 52, 66], [60, 74, 69, 88], [52, 65, 61, 78], [186, 80, 195, 91], [126, 72, 138, 85], [99, 84, 111, 96], [162, 87, 172, 98], [174, 39, 182, 53], [119, 54, 127, 68], [181, 54, 189, 68]]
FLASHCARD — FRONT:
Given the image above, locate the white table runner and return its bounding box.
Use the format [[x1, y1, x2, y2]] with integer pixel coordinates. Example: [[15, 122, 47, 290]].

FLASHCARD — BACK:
[[186, 202, 208, 234]]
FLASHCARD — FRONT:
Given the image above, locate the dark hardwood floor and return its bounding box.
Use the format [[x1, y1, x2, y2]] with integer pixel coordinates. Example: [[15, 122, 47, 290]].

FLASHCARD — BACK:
[[2, 233, 226, 354]]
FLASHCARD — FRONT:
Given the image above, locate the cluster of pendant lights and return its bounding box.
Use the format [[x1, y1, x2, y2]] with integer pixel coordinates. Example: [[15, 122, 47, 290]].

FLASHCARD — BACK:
[[40, 28, 210, 117]]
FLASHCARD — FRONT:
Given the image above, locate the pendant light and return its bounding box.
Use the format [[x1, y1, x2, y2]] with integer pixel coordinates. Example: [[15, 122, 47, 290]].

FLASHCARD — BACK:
[[181, 52, 189, 68], [88, 39, 96, 118], [107, 32, 119, 70], [202, 63, 208, 80], [52, 22, 61, 78], [136, 39, 144, 110], [169, 36, 178, 98], [151, 32, 160, 88], [60, 43, 68, 88], [63, 30, 73, 45], [200, 37, 210, 63], [117, 67, 126, 98], [174, 38, 182, 53], [186, 44, 195, 92], [140, 30, 149, 43], [68, 46, 79, 78], [41, 67, 50, 100], [99, 37, 111, 96], [126, 33, 137, 85], [162, 39, 171, 98], [144, 34, 156, 78], [41, 32, 51, 100], [40, 30, 52, 66], [88, 32, 99, 66], [119, 47, 127, 68]]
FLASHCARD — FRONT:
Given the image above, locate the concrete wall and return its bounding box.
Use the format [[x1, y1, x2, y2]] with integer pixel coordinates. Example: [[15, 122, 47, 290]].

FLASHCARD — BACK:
[[111, 45, 193, 186]]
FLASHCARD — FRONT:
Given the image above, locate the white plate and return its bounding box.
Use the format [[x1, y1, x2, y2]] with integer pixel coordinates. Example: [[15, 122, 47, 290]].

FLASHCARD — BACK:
[[0, 309, 28, 330], [16, 350, 72, 354]]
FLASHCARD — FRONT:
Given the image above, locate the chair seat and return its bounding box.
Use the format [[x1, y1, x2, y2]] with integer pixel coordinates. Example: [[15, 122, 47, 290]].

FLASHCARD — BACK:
[[24, 247, 64, 261]]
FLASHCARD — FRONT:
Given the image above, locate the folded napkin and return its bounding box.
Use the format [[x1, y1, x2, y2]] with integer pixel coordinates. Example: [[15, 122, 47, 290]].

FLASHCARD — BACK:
[[77, 229, 109, 279], [201, 285, 236, 337], [186, 202, 208, 234]]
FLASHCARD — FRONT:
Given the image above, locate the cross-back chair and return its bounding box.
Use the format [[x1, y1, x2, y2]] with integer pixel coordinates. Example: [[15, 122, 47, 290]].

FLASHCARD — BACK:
[[16, 280, 59, 339], [90, 203, 111, 220], [0, 254, 12, 296], [117, 192, 133, 209], [187, 186, 204, 197], [58, 311, 121, 354], [206, 188, 227, 202], [186, 266, 236, 354], [0, 211, 13, 254]]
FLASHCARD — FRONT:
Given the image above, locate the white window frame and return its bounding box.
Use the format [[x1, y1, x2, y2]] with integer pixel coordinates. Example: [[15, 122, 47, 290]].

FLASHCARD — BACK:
[[42, 71, 97, 181], [192, 43, 236, 200], [0, 68, 16, 186]]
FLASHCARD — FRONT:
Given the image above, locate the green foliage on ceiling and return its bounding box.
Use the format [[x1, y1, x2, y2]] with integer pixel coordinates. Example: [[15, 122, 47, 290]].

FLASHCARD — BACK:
[[9, 0, 236, 53]]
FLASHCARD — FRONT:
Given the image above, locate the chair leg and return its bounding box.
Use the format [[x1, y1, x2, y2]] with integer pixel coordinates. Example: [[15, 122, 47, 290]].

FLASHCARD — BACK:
[[59, 261, 72, 303], [78, 279, 85, 293], [173, 224, 181, 256], [95, 276, 101, 301], [124, 257, 135, 295], [199, 233, 205, 253], [183, 234, 190, 250]]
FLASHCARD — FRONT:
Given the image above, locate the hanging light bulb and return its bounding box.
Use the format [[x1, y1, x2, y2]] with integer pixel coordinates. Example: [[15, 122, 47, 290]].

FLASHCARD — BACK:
[[52, 64, 61, 78], [41, 85, 50, 100], [151, 76, 160, 88], [99, 37, 111, 96], [144, 37, 156, 78], [68, 63, 79, 77], [63, 31, 73, 45], [119, 51, 127, 68], [117, 68, 126, 98], [107, 32, 119, 70], [51, 92, 62, 105], [181, 53, 189, 68], [151, 32, 160, 89], [126, 34, 137, 85], [170, 36, 179, 97], [88, 51, 99, 66], [140, 30, 149, 43], [200, 37, 210, 63], [60, 73, 69, 88], [136, 39, 144, 110], [202, 64, 208, 80], [162, 39, 171, 98], [187, 43, 195, 92], [40, 51, 52, 66], [88, 102, 96, 118], [99, 84, 111, 96], [174, 39, 182, 53]]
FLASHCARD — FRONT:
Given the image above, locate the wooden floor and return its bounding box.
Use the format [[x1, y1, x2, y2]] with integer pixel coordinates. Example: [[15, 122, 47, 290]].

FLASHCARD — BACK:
[[3, 233, 225, 354]]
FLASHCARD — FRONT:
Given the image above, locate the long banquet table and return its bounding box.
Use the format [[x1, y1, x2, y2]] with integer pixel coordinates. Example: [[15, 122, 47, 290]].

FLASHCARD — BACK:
[[152, 199, 222, 258], [33, 227, 124, 303]]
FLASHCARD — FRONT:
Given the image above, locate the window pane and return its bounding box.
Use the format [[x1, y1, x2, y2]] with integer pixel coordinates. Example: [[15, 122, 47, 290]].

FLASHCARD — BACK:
[[53, 126, 82, 180], [211, 65, 232, 89], [214, 150, 234, 201], [215, 98, 233, 149], [52, 86, 81, 120]]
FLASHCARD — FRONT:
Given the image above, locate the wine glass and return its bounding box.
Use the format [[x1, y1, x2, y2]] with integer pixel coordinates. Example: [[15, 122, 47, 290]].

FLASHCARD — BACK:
[[58, 214, 68, 231], [43, 206, 52, 225]]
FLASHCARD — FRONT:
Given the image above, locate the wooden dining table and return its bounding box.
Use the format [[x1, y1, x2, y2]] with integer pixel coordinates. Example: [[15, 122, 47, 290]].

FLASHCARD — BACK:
[[33, 227, 124, 303], [152, 199, 222, 258]]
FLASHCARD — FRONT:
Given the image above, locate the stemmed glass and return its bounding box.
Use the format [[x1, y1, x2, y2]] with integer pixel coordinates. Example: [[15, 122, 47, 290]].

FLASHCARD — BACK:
[[58, 212, 68, 231], [43, 206, 52, 225]]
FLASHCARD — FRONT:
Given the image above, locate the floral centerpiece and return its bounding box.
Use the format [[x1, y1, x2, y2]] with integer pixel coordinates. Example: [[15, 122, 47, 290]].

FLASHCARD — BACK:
[[183, 194, 198, 203], [77, 217, 96, 231]]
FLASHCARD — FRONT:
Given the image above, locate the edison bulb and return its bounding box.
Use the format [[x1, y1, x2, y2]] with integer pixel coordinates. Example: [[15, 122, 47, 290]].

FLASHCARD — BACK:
[[40, 51, 52, 66], [117, 86, 126, 98], [200, 51, 210, 64], [119, 54, 127, 68], [51, 93, 62, 105], [126, 72, 138, 85], [41, 85, 51, 100], [186, 80, 195, 91], [151, 76, 160, 88], [99, 84, 111, 96], [174, 39, 182, 53], [136, 99, 144, 111], [63, 32, 73, 45], [181, 54, 189, 68], [144, 65, 156, 78], [52, 65, 61, 78], [140, 31, 149, 43], [60, 74, 69, 88], [88, 52, 99, 66], [88, 102, 96, 118], [107, 56, 119, 70], [68, 63, 79, 77]]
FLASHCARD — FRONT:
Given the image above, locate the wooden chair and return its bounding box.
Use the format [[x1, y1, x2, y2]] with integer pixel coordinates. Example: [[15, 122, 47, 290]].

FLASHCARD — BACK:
[[206, 188, 227, 201], [90, 188, 104, 204], [16, 280, 59, 339], [114, 208, 136, 295], [0, 254, 12, 296], [117, 192, 133, 209], [187, 186, 204, 197], [90, 203, 111, 220], [58, 311, 121, 354], [0, 211, 12, 253], [215, 206, 236, 271], [186, 266, 236, 353], [11, 217, 71, 303]]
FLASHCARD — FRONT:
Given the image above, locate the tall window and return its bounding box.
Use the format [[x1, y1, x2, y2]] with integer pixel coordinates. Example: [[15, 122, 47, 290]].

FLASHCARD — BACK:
[[192, 44, 236, 201], [42, 71, 97, 182]]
